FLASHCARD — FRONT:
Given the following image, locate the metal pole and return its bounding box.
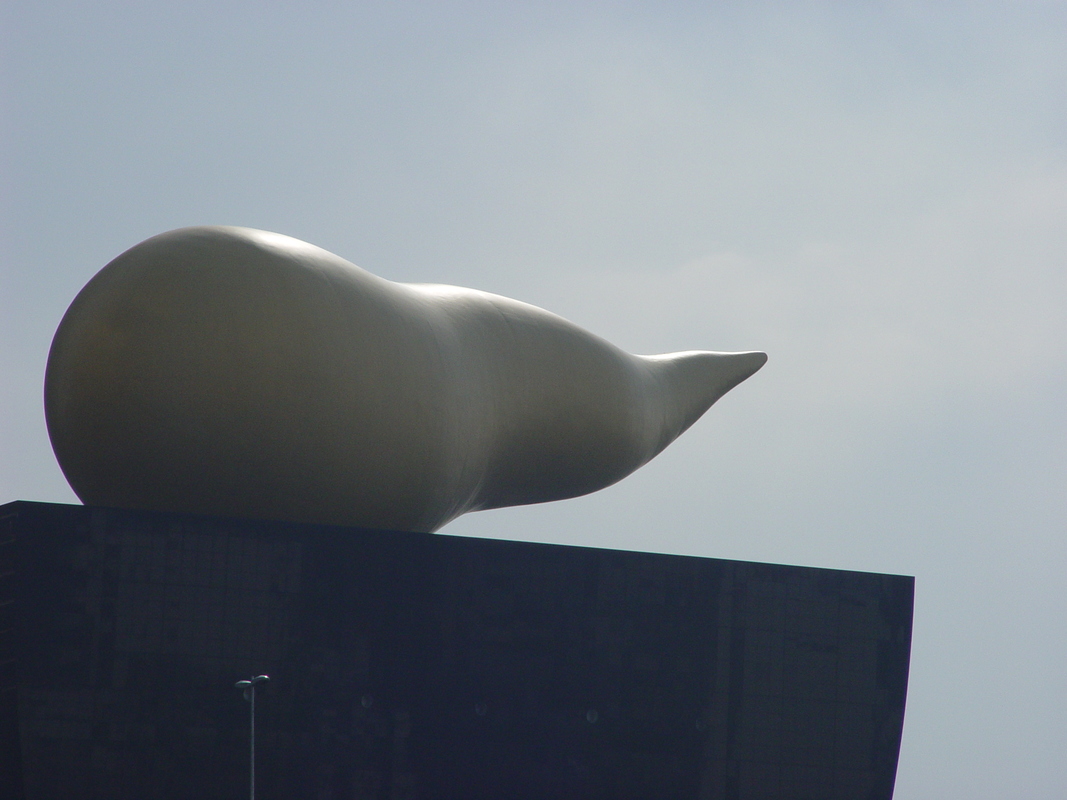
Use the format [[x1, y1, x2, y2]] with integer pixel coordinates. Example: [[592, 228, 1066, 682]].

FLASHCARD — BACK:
[[236, 675, 269, 800], [249, 683, 255, 800]]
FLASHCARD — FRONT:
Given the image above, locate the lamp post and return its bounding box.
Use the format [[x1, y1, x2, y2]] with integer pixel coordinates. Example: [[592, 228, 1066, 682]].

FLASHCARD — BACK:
[[235, 675, 269, 800]]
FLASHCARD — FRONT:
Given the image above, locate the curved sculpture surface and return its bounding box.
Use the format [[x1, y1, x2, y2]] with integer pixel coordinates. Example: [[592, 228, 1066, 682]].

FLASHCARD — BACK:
[[45, 226, 766, 532]]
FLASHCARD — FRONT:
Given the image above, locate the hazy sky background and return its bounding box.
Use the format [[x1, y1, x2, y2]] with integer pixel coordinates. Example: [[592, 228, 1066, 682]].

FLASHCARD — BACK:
[[3, 3, 1065, 797]]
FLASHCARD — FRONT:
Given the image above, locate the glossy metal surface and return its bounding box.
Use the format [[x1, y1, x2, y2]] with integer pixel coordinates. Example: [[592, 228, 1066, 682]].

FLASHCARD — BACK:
[[45, 227, 766, 531]]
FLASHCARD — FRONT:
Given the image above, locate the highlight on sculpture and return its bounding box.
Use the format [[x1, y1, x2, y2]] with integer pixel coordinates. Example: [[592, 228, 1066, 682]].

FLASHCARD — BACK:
[[44, 226, 766, 532]]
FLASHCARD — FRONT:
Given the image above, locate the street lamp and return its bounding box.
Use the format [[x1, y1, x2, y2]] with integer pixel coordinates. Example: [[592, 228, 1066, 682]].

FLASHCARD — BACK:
[[235, 675, 269, 800]]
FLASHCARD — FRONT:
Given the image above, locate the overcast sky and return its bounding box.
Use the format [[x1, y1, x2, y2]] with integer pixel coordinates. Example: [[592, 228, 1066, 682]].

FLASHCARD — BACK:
[[3, 3, 1066, 797]]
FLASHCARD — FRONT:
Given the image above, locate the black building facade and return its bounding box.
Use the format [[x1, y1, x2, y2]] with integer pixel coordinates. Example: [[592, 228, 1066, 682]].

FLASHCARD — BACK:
[[0, 501, 912, 799]]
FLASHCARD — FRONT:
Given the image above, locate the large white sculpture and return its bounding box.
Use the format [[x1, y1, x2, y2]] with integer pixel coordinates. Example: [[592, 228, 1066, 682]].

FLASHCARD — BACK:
[[45, 227, 765, 532]]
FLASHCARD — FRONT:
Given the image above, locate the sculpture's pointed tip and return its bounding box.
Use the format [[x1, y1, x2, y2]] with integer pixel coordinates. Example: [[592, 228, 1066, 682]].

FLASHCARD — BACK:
[[645, 348, 766, 394], [730, 350, 768, 379], [638, 349, 767, 455], [684, 349, 767, 408]]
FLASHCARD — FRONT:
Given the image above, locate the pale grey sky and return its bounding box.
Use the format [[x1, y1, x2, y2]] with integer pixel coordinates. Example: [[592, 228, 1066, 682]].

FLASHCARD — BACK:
[[3, 3, 1066, 797]]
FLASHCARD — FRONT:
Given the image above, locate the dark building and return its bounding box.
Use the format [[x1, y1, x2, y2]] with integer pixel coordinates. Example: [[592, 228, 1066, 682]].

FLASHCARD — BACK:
[[0, 501, 912, 799]]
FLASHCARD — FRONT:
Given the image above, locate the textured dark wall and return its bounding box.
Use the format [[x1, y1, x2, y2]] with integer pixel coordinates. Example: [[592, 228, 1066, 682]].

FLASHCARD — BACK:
[[0, 501, 912, 799]]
